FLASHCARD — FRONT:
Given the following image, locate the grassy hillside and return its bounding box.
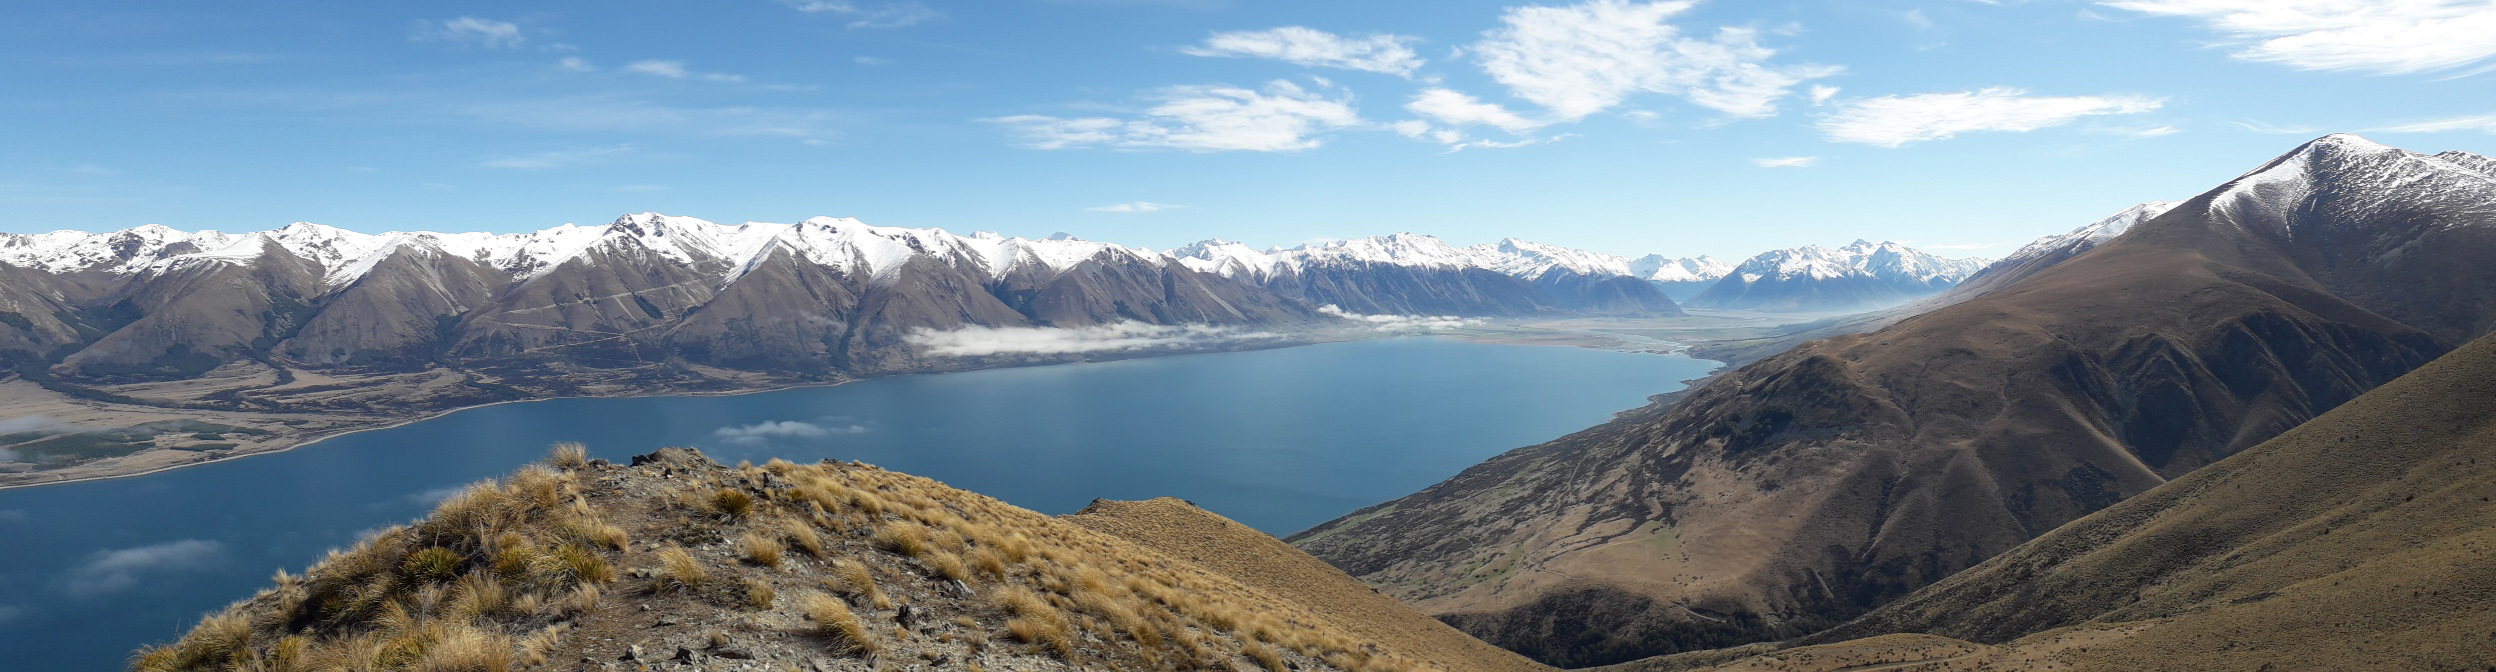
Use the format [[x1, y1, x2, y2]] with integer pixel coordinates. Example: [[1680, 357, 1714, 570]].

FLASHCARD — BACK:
[[131, 446, 1481, 672], [1610, 331, 2496, 671]]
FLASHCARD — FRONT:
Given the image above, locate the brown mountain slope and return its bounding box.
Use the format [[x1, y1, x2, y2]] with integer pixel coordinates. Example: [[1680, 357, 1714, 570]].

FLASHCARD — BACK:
[[1069, 498, 1551, 672], [134, 446, 1510, 672], [1292, 135, 2496, 666], [1780, 330, 2496, 669], [1614, 330, 2496, 671]]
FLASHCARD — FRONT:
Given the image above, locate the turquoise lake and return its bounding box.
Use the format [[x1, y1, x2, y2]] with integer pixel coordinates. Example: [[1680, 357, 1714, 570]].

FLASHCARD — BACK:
[[0, 337, 1717, 670]]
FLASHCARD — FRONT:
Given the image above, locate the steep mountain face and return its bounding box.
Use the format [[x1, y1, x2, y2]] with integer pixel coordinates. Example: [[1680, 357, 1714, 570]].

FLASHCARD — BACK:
[[1683, 242, 1984, 312], [1292, 134, 2496, 667], [1169, 234, 1684, 316], [1765, 329, 2496, 671], [1628, 255, 1734, 301]]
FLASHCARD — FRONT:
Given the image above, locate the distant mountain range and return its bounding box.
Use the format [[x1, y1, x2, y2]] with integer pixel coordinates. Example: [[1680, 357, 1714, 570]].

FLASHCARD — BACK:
[[1292, 134, 2496, 667], [0, 207, 2016, 388], [0, 218, 1713, 386], [1683, 240, 1986, 312]]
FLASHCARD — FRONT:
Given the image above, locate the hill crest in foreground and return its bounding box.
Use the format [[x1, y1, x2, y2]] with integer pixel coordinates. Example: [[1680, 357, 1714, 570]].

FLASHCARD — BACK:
[[134, 446, 1542, 672]]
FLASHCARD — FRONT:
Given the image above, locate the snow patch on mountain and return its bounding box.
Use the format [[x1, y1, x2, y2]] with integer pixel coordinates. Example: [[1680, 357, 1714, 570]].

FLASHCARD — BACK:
[[1727, 241, 1986, 285], [1629, 254, 1734, 283]]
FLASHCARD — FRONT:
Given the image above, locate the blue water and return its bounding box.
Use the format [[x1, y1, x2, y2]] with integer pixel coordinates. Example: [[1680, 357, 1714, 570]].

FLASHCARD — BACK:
[[0, 338, 1715, 670]]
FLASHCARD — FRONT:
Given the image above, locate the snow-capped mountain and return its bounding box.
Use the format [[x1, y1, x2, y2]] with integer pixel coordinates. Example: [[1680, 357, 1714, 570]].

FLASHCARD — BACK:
[[1627, 254, 1734, 300], [1683, 240, 1988, 312], [1947, 201, 2180, 299], [0, 214, 1690, 383], [1163, 233, 1684, 315]]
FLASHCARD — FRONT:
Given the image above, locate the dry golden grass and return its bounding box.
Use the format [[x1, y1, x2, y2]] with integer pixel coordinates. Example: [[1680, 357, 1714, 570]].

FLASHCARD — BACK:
[[140, 447, 1447, 672], [738, 531, 785, 568], [132, 460, 615, 672], [783, 519, 825, 558], [798, 591, 875, 654], [742, 576, 777, 611], [549, 442, 588, 470], [655, 544, 706, 590]]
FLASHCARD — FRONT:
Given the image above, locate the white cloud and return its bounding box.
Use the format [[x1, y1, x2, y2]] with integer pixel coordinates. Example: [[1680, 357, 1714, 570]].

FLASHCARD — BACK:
[[1182, 27, 1425, 76], [417, 17, 525, 49], [907, 322, 1282, 357], [621, 60, 747, 82], [713, 420, 866, 446], [989, 80, 1362, 152], [2379, 113, 2496, 132], [1087, 201, 1184, 212], [1819, 87, 2164, 147], [2104, 0, 2496, 74], [1316, 305, 1485, 333], [1406, 88, 1542, 133], [1752, 156, 1819, 168], [2121, 124, 2185, 138], [1809, 85, 1841, 106], [1470, 0, 1840, 121], [558, 57, 594, 72], [789, 1, 940, 29], [0, 509, 26, 524], [626, 60, 689, 78], [854, 56, 892, 66], [479, 145, 633, 169], [0, 605, 21, 625], [61, 540, 225, 597]]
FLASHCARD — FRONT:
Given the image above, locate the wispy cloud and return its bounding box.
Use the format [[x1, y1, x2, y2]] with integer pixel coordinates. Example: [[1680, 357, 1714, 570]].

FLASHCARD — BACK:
[[1752, 156, 1819, 168], [623, 60, 748, 83], [1470, 0, 1841, 121], [0, 509, 27, 524], [61, 540, 226, 598], [1406, 88, 1541, 133], [2103, 0, 2496, 74], [1819, 87, 2164, 147], [2377, 113, 2496, 133], [2231, 119, 2321, 134], [788, 1, 941, 29], [479, 145, 634, 169], [1087, 201, 1183, 212], [907, 322, 1282, 357], [713, 420, 867, 446], [989, 79, 1362, 152], [0, 605, 22, 625], [414, 17, 526, 49], [1182, 27, 1425, 77]]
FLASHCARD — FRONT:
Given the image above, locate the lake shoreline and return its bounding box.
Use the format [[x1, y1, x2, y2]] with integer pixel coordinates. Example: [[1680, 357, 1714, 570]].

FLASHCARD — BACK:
[[0, 311, 1825, 492]]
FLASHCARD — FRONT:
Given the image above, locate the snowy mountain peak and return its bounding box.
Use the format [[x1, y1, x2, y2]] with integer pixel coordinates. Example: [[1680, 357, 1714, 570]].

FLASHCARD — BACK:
[[2216, 134, 2496, 235]]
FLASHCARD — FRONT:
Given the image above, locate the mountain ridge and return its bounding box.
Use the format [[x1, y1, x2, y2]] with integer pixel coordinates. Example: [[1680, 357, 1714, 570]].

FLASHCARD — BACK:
[[1291, 133, 2496, 667]]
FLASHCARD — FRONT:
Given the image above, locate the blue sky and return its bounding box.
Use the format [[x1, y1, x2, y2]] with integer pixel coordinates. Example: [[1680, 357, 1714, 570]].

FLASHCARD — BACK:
[[4, 0, 2493, 260]]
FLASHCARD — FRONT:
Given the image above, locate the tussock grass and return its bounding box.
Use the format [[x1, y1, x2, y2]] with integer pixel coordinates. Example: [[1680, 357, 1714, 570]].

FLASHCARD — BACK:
[[798, 591, 875, 654], [549, 442, 589, 470], [829, 559, 891, 610], [741, 576, 777, 611], [655, 545, 706, 590], [738, 531, 784, 568], [708, 488, 755, 519]]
